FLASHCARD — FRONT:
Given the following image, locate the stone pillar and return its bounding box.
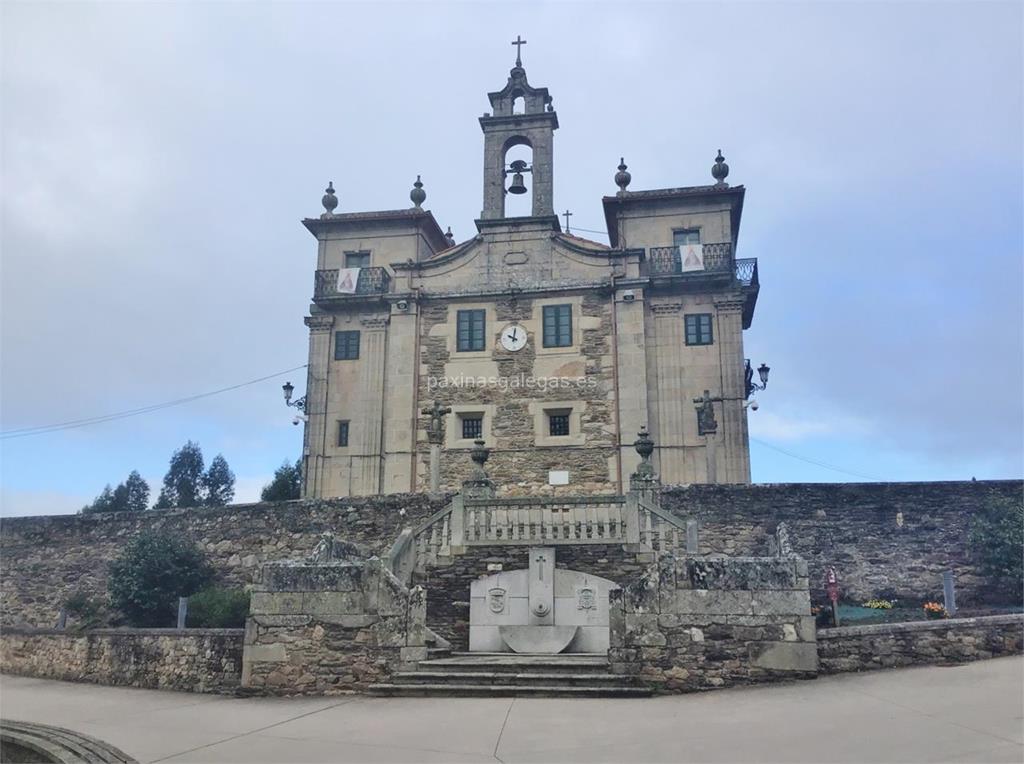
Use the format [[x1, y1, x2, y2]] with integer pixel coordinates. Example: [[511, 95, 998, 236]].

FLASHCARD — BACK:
[[382, 303, 419, 494], [302, 315, 334, 498], [530, 130, 554, 217], [650, 302, 684, 483], [358, 316, 389, 495], [705, 433, 718, 484], [715, 296, 749, 483], [615, 287, 649, 487]]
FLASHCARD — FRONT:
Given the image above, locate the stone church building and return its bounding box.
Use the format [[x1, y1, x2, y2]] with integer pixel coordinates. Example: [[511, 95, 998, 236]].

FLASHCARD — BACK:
[[297, 51, 760, 499]]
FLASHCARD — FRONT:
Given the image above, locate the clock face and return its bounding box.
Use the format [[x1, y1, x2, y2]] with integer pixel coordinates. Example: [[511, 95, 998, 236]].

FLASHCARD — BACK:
[[500, 323, 528, 352]]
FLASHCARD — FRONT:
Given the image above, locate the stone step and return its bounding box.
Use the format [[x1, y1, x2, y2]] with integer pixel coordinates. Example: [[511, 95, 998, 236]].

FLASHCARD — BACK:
[[418, 652, 611, 673], [391, 671, 638, 686], [367, 682, 651, 698]]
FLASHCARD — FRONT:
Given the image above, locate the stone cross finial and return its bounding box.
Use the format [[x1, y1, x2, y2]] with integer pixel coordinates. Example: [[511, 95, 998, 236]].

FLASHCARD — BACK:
[[421, 400, 452, 445], [511, 35, 527, 67], [562, 209, 572, 233]]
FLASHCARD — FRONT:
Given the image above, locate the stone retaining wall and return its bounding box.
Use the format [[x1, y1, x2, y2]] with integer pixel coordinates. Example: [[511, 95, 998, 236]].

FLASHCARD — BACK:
[[241, 557, 426, 694], [609, 554, 818, 692], [0, 628, 244, 693], [2, 480, 1019, 628], [817, 613, 1023, 673]]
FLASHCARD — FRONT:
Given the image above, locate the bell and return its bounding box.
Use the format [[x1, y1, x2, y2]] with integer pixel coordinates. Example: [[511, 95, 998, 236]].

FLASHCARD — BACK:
[[507, 172, 527, 194]]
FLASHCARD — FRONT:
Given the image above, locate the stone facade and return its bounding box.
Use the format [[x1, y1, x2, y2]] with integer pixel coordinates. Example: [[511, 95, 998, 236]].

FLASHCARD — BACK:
[[241, 557, 426, 695], [299, 57, 758, 499], [0, 628, 243, 693], [817, 614, 1023, 673], [3, 480, 1018, 629], [609, 554, 817, 692]]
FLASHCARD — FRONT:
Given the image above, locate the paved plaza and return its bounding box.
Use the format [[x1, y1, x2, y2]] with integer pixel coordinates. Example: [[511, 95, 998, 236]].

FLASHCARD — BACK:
[[1, 656, 1021, 763]]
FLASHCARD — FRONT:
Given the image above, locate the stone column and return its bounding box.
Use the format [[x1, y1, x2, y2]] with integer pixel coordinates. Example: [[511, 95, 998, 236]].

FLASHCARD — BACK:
[[615, 287, 649, 487], [650, 302, 684, 483], [302, 315, 334, 498], [714, 296, 749, 483], [358, 316, 389, 495]]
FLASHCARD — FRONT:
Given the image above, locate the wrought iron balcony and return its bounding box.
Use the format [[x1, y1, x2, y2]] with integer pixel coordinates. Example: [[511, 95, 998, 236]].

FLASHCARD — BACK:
[[313, 267, 391, 299], [735, 258, 758, 288], [646, 243, 735, 277]]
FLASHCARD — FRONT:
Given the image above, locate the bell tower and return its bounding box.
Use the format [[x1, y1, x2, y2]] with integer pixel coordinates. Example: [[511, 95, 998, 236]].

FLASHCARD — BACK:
[[478, 37, 559, 222]]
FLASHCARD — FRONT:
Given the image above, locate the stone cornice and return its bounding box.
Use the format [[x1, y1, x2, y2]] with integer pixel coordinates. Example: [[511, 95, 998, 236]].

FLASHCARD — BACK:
[[304, 315, 334, 333]]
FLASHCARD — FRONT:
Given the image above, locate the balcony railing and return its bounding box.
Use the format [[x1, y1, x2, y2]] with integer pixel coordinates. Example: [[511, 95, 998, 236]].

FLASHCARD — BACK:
[[735, 258, 758, 288], [314, 267, 391, 299], [647, 243, 734, 277]]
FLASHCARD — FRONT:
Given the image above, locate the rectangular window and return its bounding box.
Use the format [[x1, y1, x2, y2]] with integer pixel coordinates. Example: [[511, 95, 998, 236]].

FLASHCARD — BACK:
[[673, 229, 701, 247], [334, 330, 360, 360], [548, 412, 570, 437], [344, 251, 370, 268], [337, 421, 349, 447], [461, 415, 483, 440], [542, 304, 573, 348], [456, 309, 486, 352], [685, 314, 714, 346]]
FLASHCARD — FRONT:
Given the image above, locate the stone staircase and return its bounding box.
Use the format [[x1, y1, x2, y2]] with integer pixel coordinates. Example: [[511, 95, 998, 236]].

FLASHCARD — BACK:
[[369, 653, 651, 697]]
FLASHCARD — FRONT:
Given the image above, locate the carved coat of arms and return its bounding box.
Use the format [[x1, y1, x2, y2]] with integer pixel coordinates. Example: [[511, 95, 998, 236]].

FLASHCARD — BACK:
[[577, 586, 596, 611], [488, 587, 506, 614]]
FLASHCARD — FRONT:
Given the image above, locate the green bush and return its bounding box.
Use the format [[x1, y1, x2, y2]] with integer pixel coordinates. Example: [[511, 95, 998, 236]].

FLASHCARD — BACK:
[[969, 495, 1024, 603], [187, 587, 251, 628], [108, 530, 213, 626]]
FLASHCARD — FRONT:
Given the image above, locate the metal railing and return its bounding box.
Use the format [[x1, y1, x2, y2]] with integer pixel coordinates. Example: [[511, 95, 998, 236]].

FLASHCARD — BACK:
[[313, 267, 391, 298], [647, 243, 734, 277], [735, 258, 758, 288]]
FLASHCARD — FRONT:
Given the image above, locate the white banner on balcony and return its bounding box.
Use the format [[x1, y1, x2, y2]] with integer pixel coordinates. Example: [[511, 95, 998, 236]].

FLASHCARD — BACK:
[[679, 244, 704, 272], [336, 267, 361, 294]]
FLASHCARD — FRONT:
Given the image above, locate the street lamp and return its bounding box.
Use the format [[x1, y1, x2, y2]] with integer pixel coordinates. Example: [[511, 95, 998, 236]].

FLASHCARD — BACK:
[[744, 360, 770, 400], [282, 381, 306, 413]]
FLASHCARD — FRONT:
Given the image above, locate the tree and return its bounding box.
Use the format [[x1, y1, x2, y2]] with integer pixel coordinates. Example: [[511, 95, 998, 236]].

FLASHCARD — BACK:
[[203, 454, 235, 507], [261, 460, 302, 501], [123, 470, 150, 511], [108, 530, 213, 626], [154, 441, 205, 509], [969, 495, 1024, 603], [81, 485, 117, 514]]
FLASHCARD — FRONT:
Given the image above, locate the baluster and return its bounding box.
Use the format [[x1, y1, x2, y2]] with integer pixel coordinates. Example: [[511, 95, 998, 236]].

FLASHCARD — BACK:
[[643, 509, 653, 547], [609, 504, 621, 539], [586, 506, 598, 540]]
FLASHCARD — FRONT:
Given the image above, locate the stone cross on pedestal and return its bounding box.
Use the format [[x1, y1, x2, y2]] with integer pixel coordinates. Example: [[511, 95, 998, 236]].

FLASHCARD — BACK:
[[421, 400, 451, 495], [693, 390, 722, 484]]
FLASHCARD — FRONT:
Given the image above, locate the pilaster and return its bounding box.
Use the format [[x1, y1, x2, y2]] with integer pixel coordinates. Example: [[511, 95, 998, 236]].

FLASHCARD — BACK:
[[302, 314, 334, 498], [357, 315, 389, 495], [715, 296, 750, 483]]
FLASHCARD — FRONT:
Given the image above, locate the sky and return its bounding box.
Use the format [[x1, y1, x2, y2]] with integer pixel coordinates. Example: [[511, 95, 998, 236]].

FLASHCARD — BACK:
[[1, 1, 1021, 517]]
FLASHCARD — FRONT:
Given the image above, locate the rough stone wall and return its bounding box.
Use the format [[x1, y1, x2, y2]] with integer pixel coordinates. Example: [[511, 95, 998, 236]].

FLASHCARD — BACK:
[[0, 493, 447, 628], [417, 543, 651, 650], [660, 480, 1023, 605], [817, 614, 1023, 673], [0, 628, 243, 693], [417, 293, 617, 496], [609, 554, 817, 692], [241, 558, 426, 695], [3, 480, 1019, 629]]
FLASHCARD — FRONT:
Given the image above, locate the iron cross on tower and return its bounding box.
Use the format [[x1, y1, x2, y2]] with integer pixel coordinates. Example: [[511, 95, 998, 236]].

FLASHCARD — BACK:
[[511, 35, 527, 67], [562, 209, 572, 233]]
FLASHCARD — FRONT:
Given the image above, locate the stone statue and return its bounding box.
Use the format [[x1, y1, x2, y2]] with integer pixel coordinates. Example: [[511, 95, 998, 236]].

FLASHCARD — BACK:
[[693, 390, 720, 436]]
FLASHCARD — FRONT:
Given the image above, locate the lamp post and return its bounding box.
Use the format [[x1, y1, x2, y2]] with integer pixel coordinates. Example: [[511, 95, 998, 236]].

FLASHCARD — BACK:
[[744, 360, 770, 400], [282, 381, 306, 413]]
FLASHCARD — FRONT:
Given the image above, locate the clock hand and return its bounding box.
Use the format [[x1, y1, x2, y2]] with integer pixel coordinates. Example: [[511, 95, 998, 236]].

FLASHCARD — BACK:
[[511, 329, 518, 341]]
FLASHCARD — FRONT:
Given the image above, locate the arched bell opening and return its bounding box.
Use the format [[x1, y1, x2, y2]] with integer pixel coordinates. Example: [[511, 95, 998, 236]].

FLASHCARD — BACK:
[[502, 139, 534, 218]]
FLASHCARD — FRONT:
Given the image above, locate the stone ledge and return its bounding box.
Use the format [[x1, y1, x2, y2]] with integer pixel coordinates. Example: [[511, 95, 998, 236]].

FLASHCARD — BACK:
[[817, 613, 1023, 639], [1, 627, 245, 637]]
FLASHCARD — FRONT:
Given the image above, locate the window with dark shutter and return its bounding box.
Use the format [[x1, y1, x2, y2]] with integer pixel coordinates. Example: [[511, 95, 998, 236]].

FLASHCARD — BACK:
[[673, 229, 701, 246], [542, 304, 572, 348], [337, 421, 349, 447], [456, 309, 486, 352], [684, 314, 714, 346], [334, 331, 361, 360]]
